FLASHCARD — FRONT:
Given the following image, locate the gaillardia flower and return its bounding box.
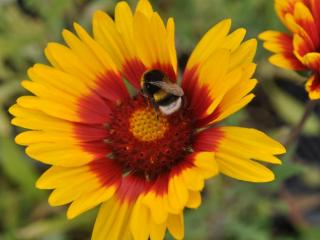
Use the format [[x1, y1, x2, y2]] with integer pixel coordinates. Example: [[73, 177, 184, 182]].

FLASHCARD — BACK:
[[259, 0, 320, 99], [10, 0, 285, 239]]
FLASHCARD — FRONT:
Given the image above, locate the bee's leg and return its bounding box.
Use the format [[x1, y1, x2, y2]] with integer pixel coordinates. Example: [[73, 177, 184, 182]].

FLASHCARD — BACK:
[[150, 100, 157, 112], [140, 89, 149, 100], [141, 92, 151, 109], [146, 98, 152, 109], [150, 100, 160, 120]]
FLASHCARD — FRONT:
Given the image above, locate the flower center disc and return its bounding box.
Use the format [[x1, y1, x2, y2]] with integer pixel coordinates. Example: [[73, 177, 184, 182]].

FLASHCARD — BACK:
[[108, 95, 192, 179], [129, 109, 168, 142]]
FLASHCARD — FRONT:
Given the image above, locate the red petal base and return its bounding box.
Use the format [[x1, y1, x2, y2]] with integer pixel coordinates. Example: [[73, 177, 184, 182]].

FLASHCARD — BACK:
[[108, 95, 193, 180]]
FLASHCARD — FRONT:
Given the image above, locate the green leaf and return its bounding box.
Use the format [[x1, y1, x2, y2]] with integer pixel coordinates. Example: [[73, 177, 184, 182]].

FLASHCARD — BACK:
[[0, 135, 41, 201]]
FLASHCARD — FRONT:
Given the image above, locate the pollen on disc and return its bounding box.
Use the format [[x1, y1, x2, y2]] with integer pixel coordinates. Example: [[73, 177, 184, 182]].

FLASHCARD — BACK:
[[129, 108, 168, 142]]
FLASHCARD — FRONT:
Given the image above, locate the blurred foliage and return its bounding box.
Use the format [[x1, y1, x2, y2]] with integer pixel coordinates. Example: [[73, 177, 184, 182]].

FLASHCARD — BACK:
[[0, 0, 319, 240]]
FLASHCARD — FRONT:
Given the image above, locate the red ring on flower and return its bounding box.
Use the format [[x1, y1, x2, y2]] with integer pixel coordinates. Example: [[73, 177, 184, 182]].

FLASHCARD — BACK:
[[108, 95, 193, 180]]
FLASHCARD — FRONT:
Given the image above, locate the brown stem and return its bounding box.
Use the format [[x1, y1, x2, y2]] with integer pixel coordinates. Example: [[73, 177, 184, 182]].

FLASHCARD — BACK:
[[284, 100, 318, 147]]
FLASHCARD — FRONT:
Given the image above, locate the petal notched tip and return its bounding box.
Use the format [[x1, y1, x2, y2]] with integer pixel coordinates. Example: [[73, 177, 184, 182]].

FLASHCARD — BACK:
[[221, 18, 232, 28], [135, 0, 154, 16]]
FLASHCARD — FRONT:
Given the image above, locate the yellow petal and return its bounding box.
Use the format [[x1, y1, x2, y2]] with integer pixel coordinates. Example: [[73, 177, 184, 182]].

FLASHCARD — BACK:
[[269, 53, 304, 70], [10, 104, 72, 131], [217, 152, 276, 182], [142, 193, 168, 224], [302, 52, 320, 71], [213, 93, 255, 123], [193, 152, 219, 178], [305, 74, 320, 100], [221, 28, 246, 52], [168, 174, 189, 212], [259, 31, 293, 53], [21, 80, 78, 106], [186, 191, 201, 209], [205, 67, 242, 116], [92, 10, 125, 67], [187, 19, 231, 69], [130, 198, 150, 240], [133, 11, 173, 71], [28, 64, 89, 96], [62, 29, 106, 76], [221, 127, 286, 154], [45, 43, 95, 81], [36, 165, 91, 189], [167, 18, 177, 73], [115, 1, 136, 60], [48, 176, 98, 206], [26, 142, 97, 167], [181, 167, 205, 191], [167, 213, 184, 240], [67, 186, 116, 219], [135, 0, 153, 18], [17, 96, 80, 122], [92, 198, 133, 240], [218, 137, 282, 164], [216, 73, 257, 114], [228, 39, 257, 71], [150, 221, 166, 240], [74, 23, 119, 72], [48, 187, 80, 206], [15, 130, 76, 146]]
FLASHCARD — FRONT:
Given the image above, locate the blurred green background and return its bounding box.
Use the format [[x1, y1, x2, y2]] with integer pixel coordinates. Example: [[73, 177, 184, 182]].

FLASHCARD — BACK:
[[0, 0, 320, 239]]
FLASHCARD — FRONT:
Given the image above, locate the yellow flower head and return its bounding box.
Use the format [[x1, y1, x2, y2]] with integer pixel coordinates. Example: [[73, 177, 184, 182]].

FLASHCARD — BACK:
[[259, 0, 320, 100], [10, 0, 285, 239]]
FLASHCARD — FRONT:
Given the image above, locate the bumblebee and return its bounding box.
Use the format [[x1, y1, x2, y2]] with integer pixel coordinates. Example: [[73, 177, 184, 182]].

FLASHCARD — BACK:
[[141, 69, 184, 115]]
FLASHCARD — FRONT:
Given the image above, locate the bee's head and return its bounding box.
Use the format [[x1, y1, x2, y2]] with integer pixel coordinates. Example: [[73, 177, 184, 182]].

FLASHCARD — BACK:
[[142, 69, 165, 94], [143, 69, 165, 84]]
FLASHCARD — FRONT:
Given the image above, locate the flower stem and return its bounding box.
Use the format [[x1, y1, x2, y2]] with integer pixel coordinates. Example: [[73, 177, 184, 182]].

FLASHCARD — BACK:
[[284, 100, 318, 147]]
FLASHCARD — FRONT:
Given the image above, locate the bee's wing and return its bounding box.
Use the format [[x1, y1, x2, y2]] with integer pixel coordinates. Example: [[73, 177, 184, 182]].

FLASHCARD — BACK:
[[148, 81, 184, 96]]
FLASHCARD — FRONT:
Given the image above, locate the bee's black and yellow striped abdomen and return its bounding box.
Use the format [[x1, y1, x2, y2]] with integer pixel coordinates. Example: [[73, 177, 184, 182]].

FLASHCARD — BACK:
[[141, 69, 183, 114]]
